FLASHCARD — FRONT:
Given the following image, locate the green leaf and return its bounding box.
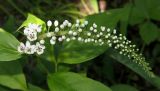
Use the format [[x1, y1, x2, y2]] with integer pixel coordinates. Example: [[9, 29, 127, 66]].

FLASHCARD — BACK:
[[106, 49, 160, 89], [58, 41, 108, 64], [47, 72, 112, 91], [145, 0, 160, 20], [86, 9, 122, 28], [134, 0, 150, 19], [3, 15, 16, 33], [18, 13, 46, 31], [139, 21, 159, 44], [0, 28, 21, 61], [111, 84, 139, 91], [0, 86, 11, 91], [28, 84, 47, 91], [119, 3, 132, 35], [129, 7, 145, 25], [0, 61, 27, 90]]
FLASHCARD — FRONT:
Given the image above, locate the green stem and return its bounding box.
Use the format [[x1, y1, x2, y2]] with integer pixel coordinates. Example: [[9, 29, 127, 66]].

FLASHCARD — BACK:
[[54, 61, 58, 72], [140, 43, 145, 53]]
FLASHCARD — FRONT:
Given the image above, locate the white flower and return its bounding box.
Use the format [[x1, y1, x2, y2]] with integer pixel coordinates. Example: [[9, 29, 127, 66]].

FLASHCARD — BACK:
[[73, 32, 77, 36], [18, 42, 25, 53], [58, 37, 63, 42], [54, 20, 59, 27], [72, 37, 76, 40], [68, 23, 72, 27], [35, 42, 45, 55], [66, 38, 70, 42], [68, 30, 73, 35], [87, 32, 91, 36], [25, 41, 35, 54], [47, 32, 51, 37], [62, 35, 66, 39], [96, 34, 100, 38], [99, 32, 103, 36], [84, 21, 88, 25], [75, 24, 79, 27], [76, 19, 80, 24], [107, 28, 110, 32], [78, 28, 82, 32], [90, 27, 93, 31], [113, 29, 116, 34], [40, 40, 45, 44], [93, 23, 97, 28], [28, 23, 42, 33], [93, 29, 97, 33], [78, 37, 82, 41], [55, 27, 59, 32], [101, 26, 105, 31], [81, 24, 85, 27], [51, 36, 57, 40], [27, 32, 37, 41], [47, 20, 52, 27], [50, 39, 56, 45], [60, 24, 65, 29]]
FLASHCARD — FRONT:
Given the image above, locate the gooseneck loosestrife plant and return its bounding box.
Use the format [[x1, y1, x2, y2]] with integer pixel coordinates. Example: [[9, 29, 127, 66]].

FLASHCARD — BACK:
[[17, 18, 154, 77], [0, 13, 157, 91]]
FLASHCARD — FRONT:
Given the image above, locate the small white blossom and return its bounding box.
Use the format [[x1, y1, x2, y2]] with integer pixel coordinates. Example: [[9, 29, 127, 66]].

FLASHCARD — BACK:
[[97, 34, 100, 38], [101, 26, 105, 31], [68, 30, 73, 35], [78, 37, 82, 41], [68, 23, 72, 27], [51, 36, 57, 40], [93, 23, 97, 28], [113, 29, 116, 34], [18, 42, 25, 53], [54, 20, 59, 27], [35, 42, 45, 55], [84, 21, 88, 25], [72, 37, 76, 40], [58, 37, 63, 42], [76, 19, 80, 24], [47, 32, 51, 37], [78, 28, 82, 32], [81, 24, 85, 28], [25, 41, 35, 54], [66, 38, 70, 42], [62, 35, 66, 39], [47, 20, 52, 27], [75, 24, 79, 27], [73, 32, 77, 36], [90, 27, 93, 31], [40, 40, 45, 44], [55, 27, 59, 32], [50, 39, 56, 45], [93, 29, 97, 33], [27, 32, 37, 41], [87, 32, 91, 36], [107, 28, 110, 32], [60, 24, 65, 29]]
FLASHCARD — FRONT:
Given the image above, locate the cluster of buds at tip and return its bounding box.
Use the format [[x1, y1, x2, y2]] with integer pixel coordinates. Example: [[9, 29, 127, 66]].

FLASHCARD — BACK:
[[18, 19, 154, 77]]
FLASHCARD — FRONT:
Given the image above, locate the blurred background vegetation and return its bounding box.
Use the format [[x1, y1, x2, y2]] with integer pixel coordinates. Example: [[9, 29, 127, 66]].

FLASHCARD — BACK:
[[0, 0, 160, 91]]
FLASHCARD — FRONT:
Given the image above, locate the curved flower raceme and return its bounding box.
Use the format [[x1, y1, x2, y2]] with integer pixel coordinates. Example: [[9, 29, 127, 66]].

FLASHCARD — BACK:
[[17, 20, 154, 77]]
